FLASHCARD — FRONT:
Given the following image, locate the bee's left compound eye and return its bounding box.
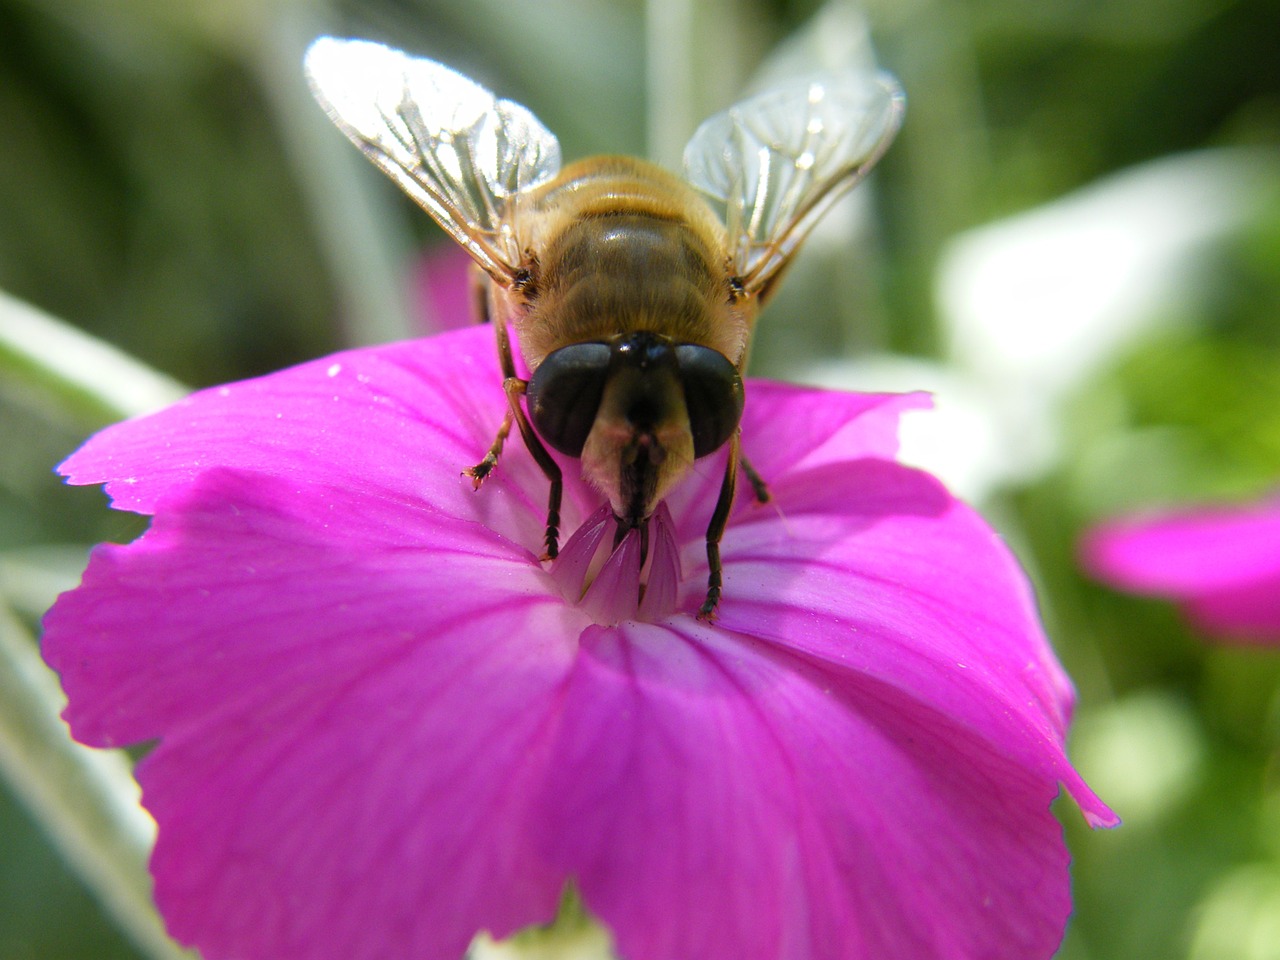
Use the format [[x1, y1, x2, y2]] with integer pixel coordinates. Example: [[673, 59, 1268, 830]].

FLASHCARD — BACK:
[[526, 343, 613, 456], [675, 345, 744, 459]]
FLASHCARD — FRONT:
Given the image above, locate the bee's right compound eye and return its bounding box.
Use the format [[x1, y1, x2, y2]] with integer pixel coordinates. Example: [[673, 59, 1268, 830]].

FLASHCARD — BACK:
[[675, 345, 744, 459], [526, 343, 613, 456]]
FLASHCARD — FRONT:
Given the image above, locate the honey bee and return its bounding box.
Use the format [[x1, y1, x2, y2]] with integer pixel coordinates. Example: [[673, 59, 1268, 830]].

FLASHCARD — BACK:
[[304, 37, 904, 618]]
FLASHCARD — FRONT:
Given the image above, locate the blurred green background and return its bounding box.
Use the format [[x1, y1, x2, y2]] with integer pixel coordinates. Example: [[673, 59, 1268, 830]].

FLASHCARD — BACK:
[[2, 0, 1279, 957]]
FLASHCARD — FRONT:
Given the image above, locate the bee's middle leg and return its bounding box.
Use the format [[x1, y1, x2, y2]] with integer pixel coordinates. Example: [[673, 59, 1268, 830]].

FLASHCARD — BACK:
[[698, 433, 742, 621], [740, 452, 770, 504], [463, 286, 562, 559], [464, 383, 563, 559], [505, 377, 563, 560]]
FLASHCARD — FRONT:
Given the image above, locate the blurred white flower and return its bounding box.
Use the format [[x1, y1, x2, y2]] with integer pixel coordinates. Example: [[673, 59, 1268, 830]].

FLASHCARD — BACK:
[[936, 149, 1274, 482], [1189, 864, 1280, 960], [802, 355, 1010, 503], [798, 150, 1275, 503]]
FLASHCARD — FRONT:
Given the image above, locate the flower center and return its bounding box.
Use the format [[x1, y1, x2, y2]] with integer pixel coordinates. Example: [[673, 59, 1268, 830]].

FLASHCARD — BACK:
[[550, 502, 682, 624]]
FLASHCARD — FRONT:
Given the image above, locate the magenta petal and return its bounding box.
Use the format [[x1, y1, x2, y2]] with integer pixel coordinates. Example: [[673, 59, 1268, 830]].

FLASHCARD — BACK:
[[57, 327, 581, 551], [1083, 496, 1280, 641], [661, 386, 931, 539], [579, 528, 643, 625], [551, 503, 614, 602], [740, 384, 931, 475], [45, 468, 580, 958], [1184, 578, 1280, 638], [637, 503, 681, 621], [705, 459, 1116, 828], [44, 330, 1109, 960], [540, 622, 1074, 960]]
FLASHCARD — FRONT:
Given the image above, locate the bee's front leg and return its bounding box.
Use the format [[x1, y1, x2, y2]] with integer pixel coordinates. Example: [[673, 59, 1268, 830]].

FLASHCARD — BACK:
[[464, 291, 518, 486], [464, 409, 513, 488]]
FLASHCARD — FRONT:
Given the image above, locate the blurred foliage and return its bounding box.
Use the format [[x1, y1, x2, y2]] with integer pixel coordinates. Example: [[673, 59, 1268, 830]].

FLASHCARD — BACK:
[[0, 783, 139, 960], [1, 0, 1279, 958]]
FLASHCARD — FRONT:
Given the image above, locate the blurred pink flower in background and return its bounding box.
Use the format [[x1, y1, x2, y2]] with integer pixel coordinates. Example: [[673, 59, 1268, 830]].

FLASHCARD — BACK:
[[43, 325, 1114, 960], [412, 243, 475, 333], [1083, 496, 1280, 643]]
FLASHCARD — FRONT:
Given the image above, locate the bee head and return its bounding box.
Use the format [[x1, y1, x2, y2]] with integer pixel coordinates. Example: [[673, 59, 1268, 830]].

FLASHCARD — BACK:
[[526, 332, 743, 522]]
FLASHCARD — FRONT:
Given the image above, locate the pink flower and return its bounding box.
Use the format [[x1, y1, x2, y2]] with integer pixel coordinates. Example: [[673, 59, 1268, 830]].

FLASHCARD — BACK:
[[412, 243, 475, 333], [43, 325, 1114, 960], [1082, 496, 1280, 643]]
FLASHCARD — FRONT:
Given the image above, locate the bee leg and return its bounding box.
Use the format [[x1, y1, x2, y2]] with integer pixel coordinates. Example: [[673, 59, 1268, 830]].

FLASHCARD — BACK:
[[697, 433, 741, 621], [463, 300, 518, 485], [464, 409, 513, 488], [740, 453, 770, 504], [462, 292, 561, 559], [504, 377, 563, 560]]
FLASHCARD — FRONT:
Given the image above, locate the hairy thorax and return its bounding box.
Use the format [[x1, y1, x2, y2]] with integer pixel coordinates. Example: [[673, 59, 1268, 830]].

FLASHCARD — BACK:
[[509, 157, 754, 371]]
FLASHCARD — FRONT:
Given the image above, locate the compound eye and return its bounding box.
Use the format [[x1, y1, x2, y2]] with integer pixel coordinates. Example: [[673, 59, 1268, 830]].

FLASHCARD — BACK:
[[676, 345, 744, 459], [525, 342, 611, 456]]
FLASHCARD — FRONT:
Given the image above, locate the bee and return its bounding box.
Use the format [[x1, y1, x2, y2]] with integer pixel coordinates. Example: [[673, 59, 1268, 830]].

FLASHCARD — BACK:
[[304, 37, 904, 618]]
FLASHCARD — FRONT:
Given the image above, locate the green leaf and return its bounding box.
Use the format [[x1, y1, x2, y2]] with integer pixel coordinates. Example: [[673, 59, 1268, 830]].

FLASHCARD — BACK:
[[0, 289, 187, 428]]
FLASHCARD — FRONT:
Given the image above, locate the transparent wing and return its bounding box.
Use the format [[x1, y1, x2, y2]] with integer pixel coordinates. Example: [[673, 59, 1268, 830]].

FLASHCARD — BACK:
[[304, 37, 561, 281], [684, 71, 904, 296]]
